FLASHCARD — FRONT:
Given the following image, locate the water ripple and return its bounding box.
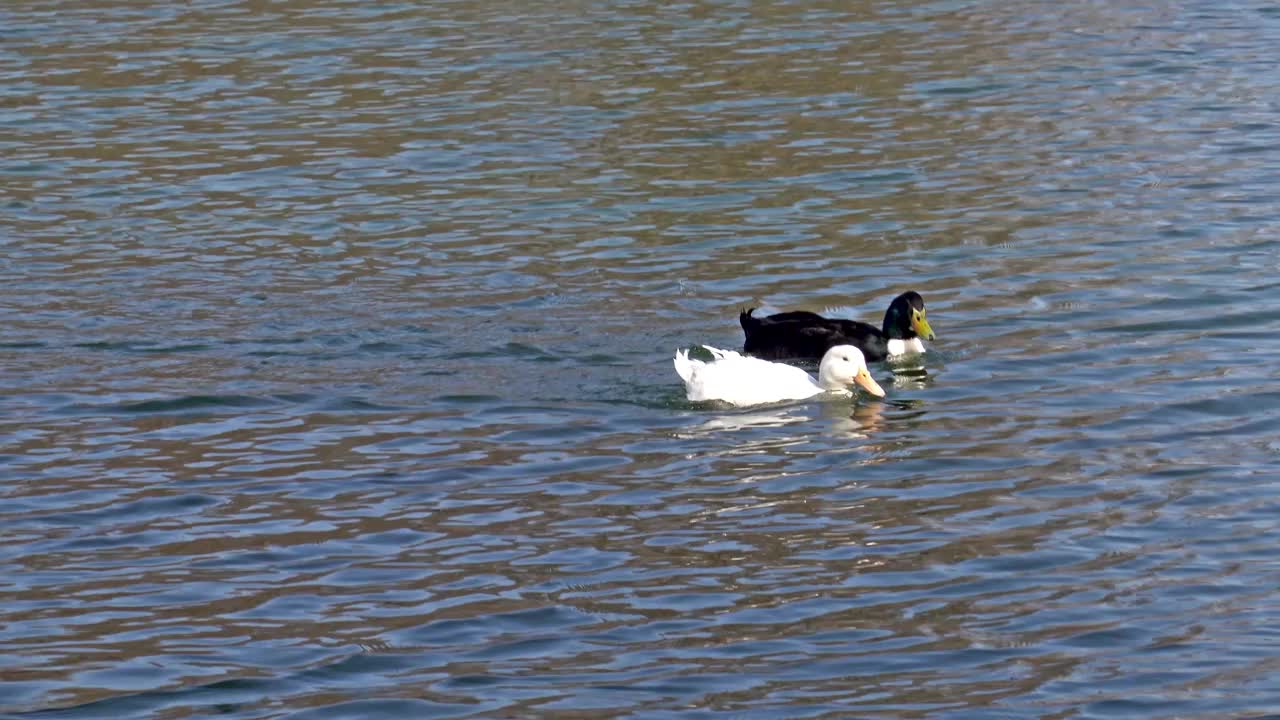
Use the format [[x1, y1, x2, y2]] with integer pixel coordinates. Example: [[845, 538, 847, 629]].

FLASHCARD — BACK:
[[6, 0, 1280, 717]]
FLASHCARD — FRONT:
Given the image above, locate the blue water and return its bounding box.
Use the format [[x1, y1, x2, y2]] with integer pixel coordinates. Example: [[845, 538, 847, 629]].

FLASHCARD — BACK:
[[4, 0, 1280, 717]]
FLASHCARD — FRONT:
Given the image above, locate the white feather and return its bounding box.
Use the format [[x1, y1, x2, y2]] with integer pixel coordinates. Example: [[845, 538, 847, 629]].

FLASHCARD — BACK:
[[887, 337, 927, 356], [674, 344, 881, 407]]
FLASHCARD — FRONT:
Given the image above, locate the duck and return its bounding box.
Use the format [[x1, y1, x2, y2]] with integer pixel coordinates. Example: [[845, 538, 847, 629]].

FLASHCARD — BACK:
[[674, 344, 884, 407], [740, 291, 935, 362]]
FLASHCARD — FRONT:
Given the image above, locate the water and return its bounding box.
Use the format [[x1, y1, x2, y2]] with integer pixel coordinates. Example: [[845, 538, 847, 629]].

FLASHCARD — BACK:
[[4, 0, 1280, 717]]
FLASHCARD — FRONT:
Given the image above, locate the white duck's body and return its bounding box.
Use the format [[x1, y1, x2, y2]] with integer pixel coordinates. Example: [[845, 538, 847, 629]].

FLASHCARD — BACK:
[[673, 344, 883, 407]]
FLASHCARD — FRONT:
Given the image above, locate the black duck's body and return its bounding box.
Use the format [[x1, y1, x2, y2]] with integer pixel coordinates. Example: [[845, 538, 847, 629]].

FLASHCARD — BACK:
[[740, 291, 935, 363]]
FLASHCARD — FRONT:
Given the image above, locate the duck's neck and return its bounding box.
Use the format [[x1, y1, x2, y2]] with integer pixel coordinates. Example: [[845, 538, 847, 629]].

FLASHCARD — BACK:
[[816, 367, 849, 391], [882, 303, 913, 339]]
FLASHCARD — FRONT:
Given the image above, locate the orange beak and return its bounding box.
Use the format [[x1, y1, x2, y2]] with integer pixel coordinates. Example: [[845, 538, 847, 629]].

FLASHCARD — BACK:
[[855, 368, 885, 398]]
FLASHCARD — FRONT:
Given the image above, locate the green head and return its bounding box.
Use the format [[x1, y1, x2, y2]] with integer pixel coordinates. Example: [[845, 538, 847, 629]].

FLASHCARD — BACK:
[[883, 291, 935, 340]]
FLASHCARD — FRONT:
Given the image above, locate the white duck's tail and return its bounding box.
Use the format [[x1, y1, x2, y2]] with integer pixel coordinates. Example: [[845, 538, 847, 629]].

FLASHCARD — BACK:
[[702, 345, 733, 361], [673, 348, 696, 385]]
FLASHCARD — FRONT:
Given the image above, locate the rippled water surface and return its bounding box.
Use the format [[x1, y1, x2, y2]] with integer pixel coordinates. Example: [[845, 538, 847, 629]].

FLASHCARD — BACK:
[[6, 0, 1280, 717]]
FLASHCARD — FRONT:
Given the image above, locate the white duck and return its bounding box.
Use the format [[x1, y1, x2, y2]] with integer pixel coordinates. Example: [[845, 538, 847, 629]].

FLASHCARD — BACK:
[[673, 344, 885, 407]]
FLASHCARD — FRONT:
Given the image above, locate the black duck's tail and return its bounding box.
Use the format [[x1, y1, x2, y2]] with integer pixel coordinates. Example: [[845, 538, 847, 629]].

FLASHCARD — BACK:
[[739, 308, 760, 332]]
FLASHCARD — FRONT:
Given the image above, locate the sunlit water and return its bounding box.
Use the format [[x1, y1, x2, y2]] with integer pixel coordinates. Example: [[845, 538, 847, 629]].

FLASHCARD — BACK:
[[5, 0, 1280, 717]]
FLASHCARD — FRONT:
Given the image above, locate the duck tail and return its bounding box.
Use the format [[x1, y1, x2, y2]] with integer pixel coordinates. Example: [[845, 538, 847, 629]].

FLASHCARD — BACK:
[[702, 345, 733, 361], [739, 307, 760, 332], [673, 348, 695, 384]]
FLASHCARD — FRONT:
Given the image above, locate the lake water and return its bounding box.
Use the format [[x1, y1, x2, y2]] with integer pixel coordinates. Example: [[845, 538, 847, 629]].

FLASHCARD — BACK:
[[5, 0, 1280, 717]]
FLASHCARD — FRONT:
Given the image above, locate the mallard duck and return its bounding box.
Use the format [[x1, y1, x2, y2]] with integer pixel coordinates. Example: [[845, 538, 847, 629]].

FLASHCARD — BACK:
[[674, 344, 884, 407], [740, 291, 935, 362]]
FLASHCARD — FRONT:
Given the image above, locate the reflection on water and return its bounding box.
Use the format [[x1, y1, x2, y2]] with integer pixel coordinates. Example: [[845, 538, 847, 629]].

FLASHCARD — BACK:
[[6, 0, 1280, 717], [679, 396, 886, 440]]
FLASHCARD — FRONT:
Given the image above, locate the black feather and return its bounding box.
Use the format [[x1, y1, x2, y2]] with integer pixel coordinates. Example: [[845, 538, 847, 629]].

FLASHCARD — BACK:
[[740, 291, 929, 362]]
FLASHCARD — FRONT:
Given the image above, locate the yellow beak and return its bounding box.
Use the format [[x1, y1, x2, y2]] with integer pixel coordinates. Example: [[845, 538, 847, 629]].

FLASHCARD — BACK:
[[854, 368, 885, 398], [913, 313, 936, 341]]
